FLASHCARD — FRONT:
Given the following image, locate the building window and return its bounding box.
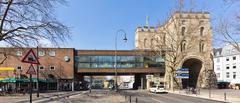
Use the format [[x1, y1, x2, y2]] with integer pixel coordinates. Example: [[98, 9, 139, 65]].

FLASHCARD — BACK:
[[232, 49, 237, 54], [226, 64, 230, 69], [144, 38, 147, 48], [181, 27, 186, 36], [49, 51, 56, 57], [50, 66, 55, 70], [200, 27, 204, 36], [156, 36, 160, 43], [151, 38, 154, 47], [233, 63, 236, 69], [182, 20, 186, 25], [233, 72, 236, 79], [39, 66, 44, 70], [181, 40, 186, 52], [226, 72, 230, 78], [233, 56, 236, 60], [199, 41, 204, 52], [16, 51, 22, 56], [226, 57, 229, 61], [16, 66, 22, 70], [226, 49, 230, 55], [217, 65, 220, 70], [38, 51, 45, 56], [217, 73, 220, 78], [217, 58, 220, 63], [199, 20, 204, 25]]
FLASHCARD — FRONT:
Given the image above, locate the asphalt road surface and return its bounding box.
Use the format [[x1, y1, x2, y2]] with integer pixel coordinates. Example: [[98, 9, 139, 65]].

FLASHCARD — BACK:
[[121, 90, 224, 103], [50, 90, 225, 103]]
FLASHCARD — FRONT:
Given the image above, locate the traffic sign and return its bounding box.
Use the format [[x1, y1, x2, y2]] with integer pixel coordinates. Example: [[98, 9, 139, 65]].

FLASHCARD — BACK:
[[146, 75, 153, 80], [176, 70, 189, 74], [177, 68, 189, 71], [176, 73, 189, 79], [21, 49, 40, 64], [26, 64, 36, 75]]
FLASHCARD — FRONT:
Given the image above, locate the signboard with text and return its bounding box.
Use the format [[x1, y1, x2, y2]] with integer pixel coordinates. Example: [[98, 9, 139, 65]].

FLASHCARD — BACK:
[[176, 68, 189, 79]]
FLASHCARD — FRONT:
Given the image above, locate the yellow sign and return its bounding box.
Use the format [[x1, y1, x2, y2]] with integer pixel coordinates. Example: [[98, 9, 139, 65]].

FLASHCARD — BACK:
[[0, 67, 14, 71]]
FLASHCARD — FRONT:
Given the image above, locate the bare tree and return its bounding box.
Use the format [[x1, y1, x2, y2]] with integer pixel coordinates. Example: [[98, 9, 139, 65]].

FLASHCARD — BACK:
[[0, 0, 70, 47], [216, 0, 240, 51]]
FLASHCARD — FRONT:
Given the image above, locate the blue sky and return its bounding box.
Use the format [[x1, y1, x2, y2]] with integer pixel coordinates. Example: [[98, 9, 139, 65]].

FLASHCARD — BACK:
[[55, 0, 230, 50]]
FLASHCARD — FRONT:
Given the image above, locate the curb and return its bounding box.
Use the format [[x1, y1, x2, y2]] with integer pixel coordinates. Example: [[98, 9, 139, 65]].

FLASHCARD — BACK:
[[168, 91, 230, 103], [15, 91, 86, 103]]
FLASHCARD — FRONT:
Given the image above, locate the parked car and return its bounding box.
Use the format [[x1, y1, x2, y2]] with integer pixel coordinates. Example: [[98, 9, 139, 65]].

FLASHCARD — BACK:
[[149, 85, 167, 93]]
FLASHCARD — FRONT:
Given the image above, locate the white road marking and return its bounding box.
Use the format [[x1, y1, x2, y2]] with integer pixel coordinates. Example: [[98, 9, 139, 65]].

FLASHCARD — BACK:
[[151, 98, 166, 103]]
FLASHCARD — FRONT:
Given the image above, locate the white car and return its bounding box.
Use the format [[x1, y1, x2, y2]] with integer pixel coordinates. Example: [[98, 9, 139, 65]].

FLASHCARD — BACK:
[[149, 85, 167, 93]]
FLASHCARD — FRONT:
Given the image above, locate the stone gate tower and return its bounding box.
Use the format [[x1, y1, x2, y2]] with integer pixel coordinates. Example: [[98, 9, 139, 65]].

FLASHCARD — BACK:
[[135, 11, 215, 89]]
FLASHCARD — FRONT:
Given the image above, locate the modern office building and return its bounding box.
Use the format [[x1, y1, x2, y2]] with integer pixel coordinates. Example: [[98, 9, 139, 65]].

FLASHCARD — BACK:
[[213, 44, 240, 89]]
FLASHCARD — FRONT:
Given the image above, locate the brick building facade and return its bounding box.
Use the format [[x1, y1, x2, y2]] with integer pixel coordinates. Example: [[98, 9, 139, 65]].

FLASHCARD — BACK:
[[0, 48, 74, 91]]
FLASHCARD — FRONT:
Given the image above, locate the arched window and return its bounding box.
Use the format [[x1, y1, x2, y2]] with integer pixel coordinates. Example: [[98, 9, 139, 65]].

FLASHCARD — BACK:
[[199, 41, 204, 52], [181, 40, 186, 52], [151, 38, 154, 47], [156, 36, 160, 43], [144, 38, 147, 48], [181, 27, 186, 36], [200, 27, 204, 36]]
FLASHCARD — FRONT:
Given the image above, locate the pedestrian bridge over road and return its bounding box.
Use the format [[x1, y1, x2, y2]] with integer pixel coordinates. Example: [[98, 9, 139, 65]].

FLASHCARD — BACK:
[[75, 50, 165, 75], [74, 50, 165, 89]]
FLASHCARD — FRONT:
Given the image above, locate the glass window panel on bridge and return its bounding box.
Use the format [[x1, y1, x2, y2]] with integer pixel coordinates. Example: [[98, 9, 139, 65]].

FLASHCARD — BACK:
[[76, 55, 164, 69], [78, 56, 91, 62], [116, 63, 136, 68], [117, 56, 136, 62], [78, 63, 90, 68]]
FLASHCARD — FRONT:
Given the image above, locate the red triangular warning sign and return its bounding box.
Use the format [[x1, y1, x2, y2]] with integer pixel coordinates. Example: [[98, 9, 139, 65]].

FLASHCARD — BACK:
[[21, 49, 40, 64], [26, 64, 36, 75]]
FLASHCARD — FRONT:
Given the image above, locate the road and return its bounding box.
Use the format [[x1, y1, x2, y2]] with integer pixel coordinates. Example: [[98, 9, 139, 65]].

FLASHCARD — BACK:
[[121, 90, 224, 103], [49, 89, 225, 103]]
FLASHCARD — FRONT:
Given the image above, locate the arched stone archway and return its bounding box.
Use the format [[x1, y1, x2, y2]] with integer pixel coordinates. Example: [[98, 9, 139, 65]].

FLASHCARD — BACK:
[[181, 58, 203, 89]]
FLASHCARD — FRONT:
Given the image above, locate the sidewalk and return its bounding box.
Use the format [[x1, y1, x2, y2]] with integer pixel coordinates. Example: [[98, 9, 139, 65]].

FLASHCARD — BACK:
[[168, 89, 240, 103], [0, 91, 84, 103]]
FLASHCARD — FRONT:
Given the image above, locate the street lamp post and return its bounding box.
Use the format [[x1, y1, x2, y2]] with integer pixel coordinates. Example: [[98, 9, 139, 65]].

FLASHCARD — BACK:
[[37, 46, 39, 97], [115, 29, 127, 92]]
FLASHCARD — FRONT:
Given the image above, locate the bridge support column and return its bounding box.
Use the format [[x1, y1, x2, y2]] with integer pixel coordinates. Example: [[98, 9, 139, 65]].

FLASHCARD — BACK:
[[74, 74, 84, 91], [133, 74, 146, 90]]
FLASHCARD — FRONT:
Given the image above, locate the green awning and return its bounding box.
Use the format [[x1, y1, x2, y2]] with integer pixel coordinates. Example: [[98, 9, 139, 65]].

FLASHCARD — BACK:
[[1, 77, 16, 83], [0, 77, 46, 83]]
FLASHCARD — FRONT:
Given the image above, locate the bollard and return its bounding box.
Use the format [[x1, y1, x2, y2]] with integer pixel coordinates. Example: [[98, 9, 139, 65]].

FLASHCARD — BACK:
[[136, 97, 138, 103], [129, 95, 131, 103], [224, 92, 226, 101]]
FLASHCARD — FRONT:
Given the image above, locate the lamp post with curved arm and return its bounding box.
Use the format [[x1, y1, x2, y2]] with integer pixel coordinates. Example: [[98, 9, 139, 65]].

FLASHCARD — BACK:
[[115, 29, 127, 92]]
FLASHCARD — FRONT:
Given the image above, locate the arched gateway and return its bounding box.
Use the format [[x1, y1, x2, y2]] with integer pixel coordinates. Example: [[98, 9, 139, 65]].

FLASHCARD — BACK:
[[181, 58, 203, 89]]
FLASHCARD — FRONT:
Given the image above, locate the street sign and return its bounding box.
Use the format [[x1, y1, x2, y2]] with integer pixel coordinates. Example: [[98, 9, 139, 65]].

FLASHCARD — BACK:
[[176, 73, 189, 79], [26, 64, 36, 75], [176, 68, 189, 79], [21, 49, 40, 64], [146, 75, 153, 80], [176, 70, 189, 74], [176, 73, 189, 76], [177, 68, 189, 71]]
